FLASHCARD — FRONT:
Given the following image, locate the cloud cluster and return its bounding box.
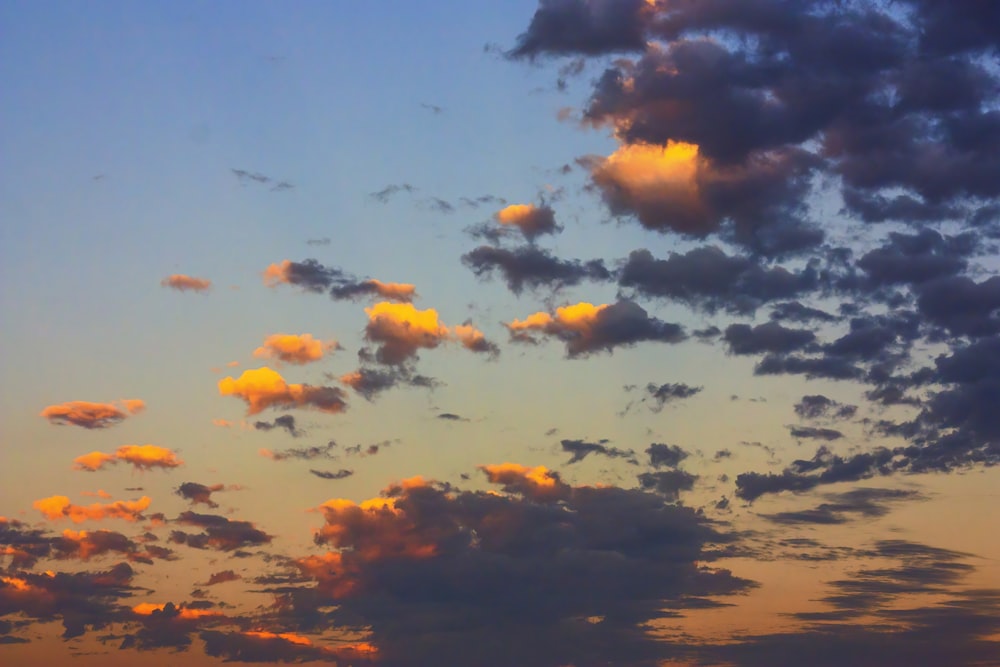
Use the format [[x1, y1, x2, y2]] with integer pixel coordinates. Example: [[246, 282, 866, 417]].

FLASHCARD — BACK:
[[252, 333, 337, 365], [363, 302, 497, 364]]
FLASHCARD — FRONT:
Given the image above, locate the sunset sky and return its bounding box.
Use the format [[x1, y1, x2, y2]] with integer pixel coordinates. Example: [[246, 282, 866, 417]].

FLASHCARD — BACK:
[[2, 1, 1000, 665]]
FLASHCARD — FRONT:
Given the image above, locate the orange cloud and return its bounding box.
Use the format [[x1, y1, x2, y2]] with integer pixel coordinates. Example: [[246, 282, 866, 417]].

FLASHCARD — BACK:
[[494, 203, 559, 239], [479, 463, 569, 501], [364, 302, 496, 364], [262, 260, 294, 287], [73, 451, 117, 472], [132, 602, 222, 620], [33, 495, 151, 523], [160, 274, 212, 292], [73, 445, 182, 472], [39, 399, 145, 429], [361, 279, 416, 302], [218, 367, 348, 415], [253, 333, 336, 365], [212, 418, 233, 428], [115, 445, 183, 470]]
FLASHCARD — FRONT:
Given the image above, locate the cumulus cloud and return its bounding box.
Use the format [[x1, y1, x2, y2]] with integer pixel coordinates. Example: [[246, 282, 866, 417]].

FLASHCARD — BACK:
[[507, 300, 685, 356], [252, 333, 337, 365], [263, 259, 415, 302], [218, 367, 347, 415], [39, 399, 145, 429], [160, 274, 211, 292], [170, 512, 272, 552], [462, 245, 610, 294], [363, 302, 498, 364]]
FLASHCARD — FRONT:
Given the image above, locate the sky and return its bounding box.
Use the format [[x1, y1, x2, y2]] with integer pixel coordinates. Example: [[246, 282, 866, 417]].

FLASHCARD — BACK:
[[1, 1, 1000, 665]]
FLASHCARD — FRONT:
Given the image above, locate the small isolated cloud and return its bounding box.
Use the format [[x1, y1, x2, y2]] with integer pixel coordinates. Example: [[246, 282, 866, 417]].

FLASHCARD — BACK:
[[507, 300, 685, 356], [787, 426, 845, 441], [40, 399, 145, 429], [494, 203, 561, 240], [364, 302, 498, 364], [637, 470, 698, 500], [253, 333, 337, 365], [160, 274, 211, 293], [204, 570, 241, 586], [309, 469, 354, 480], [639, 382, 702, 413], [560, 438, 636, 464], [218, 367, 348, 415], [263, 259, 416, 303], [794, 395, 858, 420], [253, 414, 302, 437], [646, 443, 689, 469], [369, 183, 416, 203], [73, 445, 182, 472], [175, 483, 226, 508], [33, 495, 151, 523]]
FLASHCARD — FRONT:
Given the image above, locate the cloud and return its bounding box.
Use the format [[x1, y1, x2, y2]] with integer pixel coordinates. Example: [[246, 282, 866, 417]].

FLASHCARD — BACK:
[[160, 274, 211, 293], [363, 302, 498, 364], [640, 383, 702, 413], [39, 399, 145, 429], [73, 445, 182, 472], [462, 245, 610, 294], [788, 426, 844, 442], [646, 443, 689, 469], [218, 367, 348, 415], [309, 469, 354, 480], [329, 279, 417, 303], [369, 183, 416, 203], [170, 512, 272, 552], [507, 300, 685, 356], [175, 483, 226, 508], [253, 414, 303, 437], [292, 466, 748, 666], [252, 333, 337, 365], [260, 441, 337, 462], [724, 322, 816, 356], [794, 395, 858, 420], [560, 438, 636, 464], [636, 470, 697, 501], [493, 203, 561, 240], [33, 496, 151, 523], [508, 0, 653, 58], [619, 247, 819, 315], [204, 570, 241, 586], [761, 488, 924, 526]]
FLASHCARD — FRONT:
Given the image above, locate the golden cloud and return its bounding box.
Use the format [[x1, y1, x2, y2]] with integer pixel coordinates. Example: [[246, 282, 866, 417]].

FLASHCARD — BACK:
[[73, 445, 182, 472], [364, 302, 496, 364], [39, 399, 145, 429], [253, 333, 336, 365], [218, 367, 348, 415], [160, 274, 212, 292], [33, 495, 151, 523]]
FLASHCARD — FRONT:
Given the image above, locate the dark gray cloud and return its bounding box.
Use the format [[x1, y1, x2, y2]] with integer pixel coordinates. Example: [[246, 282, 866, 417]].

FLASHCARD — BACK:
[[369, 183, 416, 203], [619, 247, 819, 315], [509, 0, 651, 59], [175, 482, 226, 508], [646, 443, 689, 469], [724, 322, 816, 356], [761, 488, 923, 526], [641, 383, 702, 413], [463, 245, 610, 294], [787, 426, 844, 441], [794, 395, 858, 421], [560, 438, 636, 464], [262, 441, 337, 462], [170, 512, 272, 552], [253, 414, 302, 438], [309, 469, 354, 480], [637, 470, 697, 501]]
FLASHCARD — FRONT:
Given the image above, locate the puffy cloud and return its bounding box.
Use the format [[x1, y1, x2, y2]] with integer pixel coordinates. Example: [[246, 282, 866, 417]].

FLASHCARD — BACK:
[[252, 333, 337, 365], [73, 445, 182, 472], [493, 203, 560, 240], [363, 302, 498, 364], [507, 300, 685, 356], [33, 495, 151, 523], [508, 0, 653, 58], [218, 367, 347, 415], [724, 322, 816, 356], [39, 399, 145, 429], [160, 274, 211, 292], [253, 414, 302, 437], [264, 258, 415, 302], [291, 466, 749, 667], [51, 529, 171, 563]]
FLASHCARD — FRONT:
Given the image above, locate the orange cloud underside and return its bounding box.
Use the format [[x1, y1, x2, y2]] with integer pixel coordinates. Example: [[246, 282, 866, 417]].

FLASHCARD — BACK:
[[73, 445, 182, 471], [39, 399, 145, 428], [160, 274, 212, 292], [218, 366, 345, 415]]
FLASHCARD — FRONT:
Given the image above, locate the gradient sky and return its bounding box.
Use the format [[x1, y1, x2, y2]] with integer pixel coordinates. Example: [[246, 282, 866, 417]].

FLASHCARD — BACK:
[[2, 2, 1000, 666]]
